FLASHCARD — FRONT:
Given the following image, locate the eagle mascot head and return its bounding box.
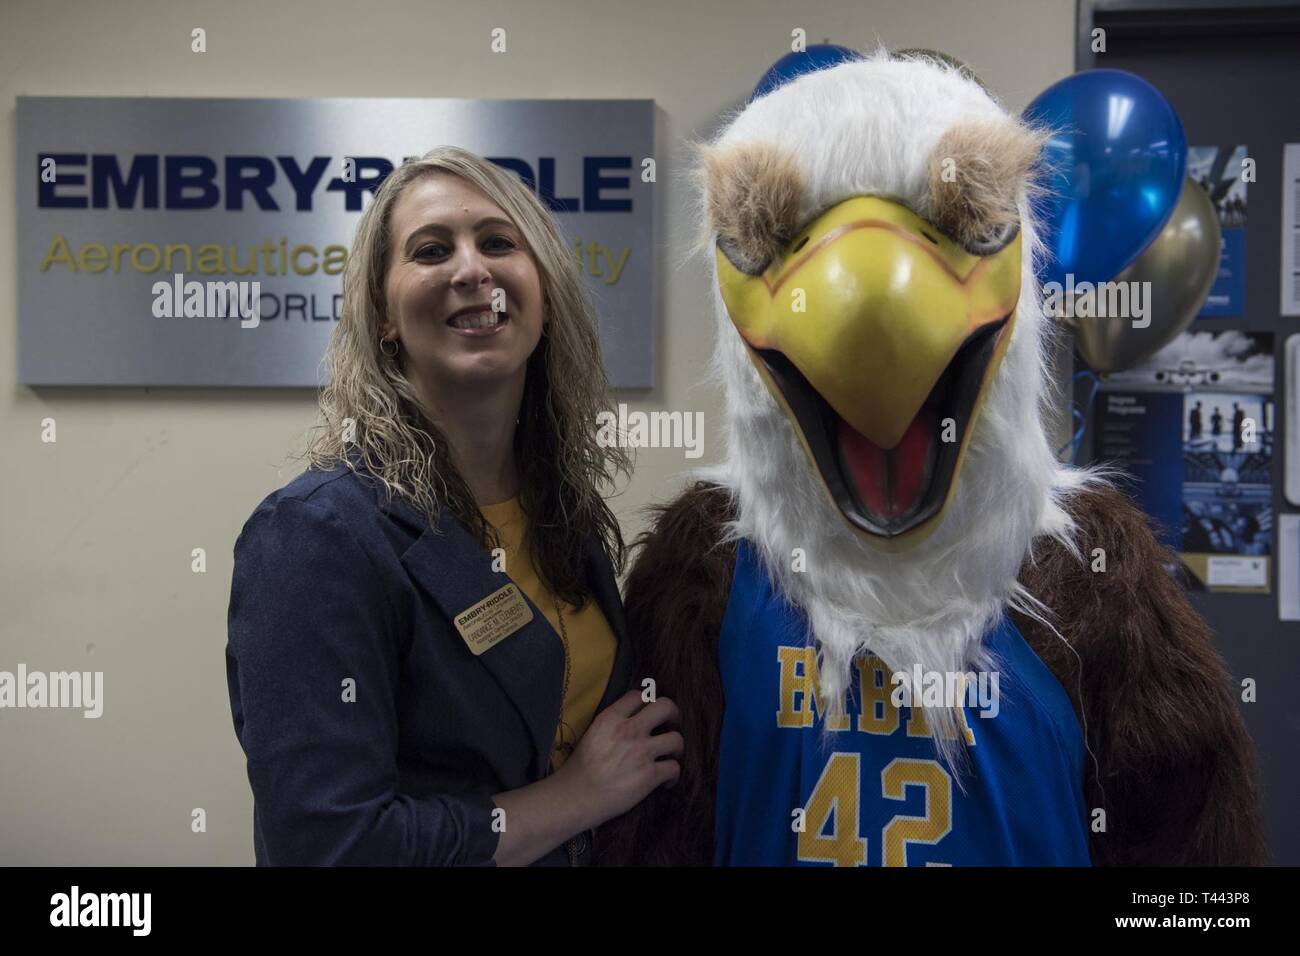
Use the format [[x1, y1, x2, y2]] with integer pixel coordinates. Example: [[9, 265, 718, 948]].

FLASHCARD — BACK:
[[692, 49, 1109, 756]]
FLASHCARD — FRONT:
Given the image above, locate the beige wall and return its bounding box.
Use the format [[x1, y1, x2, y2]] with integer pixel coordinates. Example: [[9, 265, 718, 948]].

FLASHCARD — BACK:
[[0, 0, 1075, 864]]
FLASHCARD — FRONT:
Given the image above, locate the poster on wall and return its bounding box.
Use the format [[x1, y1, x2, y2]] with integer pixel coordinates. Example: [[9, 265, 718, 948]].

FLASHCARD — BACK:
[[1189, 144, 1248, 318], [1096, 330, 1273, 593]]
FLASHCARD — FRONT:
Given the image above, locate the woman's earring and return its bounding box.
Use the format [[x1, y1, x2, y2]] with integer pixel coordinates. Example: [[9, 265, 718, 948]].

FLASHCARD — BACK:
[[380, 337, 399, 358]]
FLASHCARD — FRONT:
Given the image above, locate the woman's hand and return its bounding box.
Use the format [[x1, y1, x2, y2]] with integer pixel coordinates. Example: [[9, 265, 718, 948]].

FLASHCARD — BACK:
[[490, 690, 681, 865], [560, 689, 683, 827]]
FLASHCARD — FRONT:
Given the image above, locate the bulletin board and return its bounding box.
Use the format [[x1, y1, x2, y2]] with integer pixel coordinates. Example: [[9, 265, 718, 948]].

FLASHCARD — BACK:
[[1074, 0, 1300, 864]]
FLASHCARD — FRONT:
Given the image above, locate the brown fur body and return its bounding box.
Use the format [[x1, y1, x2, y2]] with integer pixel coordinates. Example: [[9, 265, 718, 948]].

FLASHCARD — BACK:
[[596, 481, 1267, 866]]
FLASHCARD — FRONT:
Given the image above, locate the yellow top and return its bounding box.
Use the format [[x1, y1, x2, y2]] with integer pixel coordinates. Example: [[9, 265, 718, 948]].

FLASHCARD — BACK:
[[478, 496, 617, 771]]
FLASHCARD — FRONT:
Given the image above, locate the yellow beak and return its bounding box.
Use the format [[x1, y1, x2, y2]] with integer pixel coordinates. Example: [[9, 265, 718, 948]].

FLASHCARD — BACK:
[[716, 195, 1022, 548]]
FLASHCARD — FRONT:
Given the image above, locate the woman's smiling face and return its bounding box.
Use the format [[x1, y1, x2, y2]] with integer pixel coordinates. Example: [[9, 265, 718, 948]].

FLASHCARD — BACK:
[[381, 172, 545, 394]]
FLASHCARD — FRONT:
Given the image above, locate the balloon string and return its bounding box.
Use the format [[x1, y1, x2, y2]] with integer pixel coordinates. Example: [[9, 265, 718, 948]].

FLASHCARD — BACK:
[[1056, 370, 1101, 464]]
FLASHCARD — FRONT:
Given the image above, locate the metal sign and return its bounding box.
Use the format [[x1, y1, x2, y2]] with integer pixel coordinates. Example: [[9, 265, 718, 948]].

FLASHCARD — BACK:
[[17, 97, 655, 387]]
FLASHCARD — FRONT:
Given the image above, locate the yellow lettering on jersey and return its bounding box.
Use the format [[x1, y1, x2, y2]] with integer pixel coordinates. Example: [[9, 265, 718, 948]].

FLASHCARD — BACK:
[[796, 752, 868, 866], [906, 701, 977, 746], [880, 758, 953, 866], [776, 646, 812, 728], [855, 655, 899, 735], [776, 646, 850, 730]]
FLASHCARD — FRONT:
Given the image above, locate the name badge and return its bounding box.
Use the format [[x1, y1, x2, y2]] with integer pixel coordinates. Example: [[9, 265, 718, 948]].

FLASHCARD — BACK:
[[453, 583, 534, 656]]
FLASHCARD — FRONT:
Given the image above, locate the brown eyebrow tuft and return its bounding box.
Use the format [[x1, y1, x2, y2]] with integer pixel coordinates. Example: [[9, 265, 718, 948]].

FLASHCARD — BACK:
[[702, 140, 804, 272], [927, 118, 1046, 250]]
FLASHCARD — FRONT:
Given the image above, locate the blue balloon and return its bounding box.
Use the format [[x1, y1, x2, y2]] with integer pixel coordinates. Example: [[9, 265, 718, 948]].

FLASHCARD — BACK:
[[751, 45, 862, 102], [1023, 69, 1186, 288]]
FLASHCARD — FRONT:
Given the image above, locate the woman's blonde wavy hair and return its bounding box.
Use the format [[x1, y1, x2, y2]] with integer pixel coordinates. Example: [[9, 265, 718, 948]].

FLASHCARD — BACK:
[[297, 146, 631, 605]]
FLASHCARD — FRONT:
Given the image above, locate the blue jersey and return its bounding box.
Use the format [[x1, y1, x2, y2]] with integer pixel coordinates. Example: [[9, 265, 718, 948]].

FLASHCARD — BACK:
[[714, 539, 1092, 866]]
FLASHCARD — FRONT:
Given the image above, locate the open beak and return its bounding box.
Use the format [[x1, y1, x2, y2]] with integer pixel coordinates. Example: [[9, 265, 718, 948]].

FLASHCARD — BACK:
[[716, 195, 1022, 551]]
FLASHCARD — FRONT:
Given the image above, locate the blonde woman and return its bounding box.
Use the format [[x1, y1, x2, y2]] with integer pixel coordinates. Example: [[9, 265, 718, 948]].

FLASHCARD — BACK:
[[225, 147, 681, 866]]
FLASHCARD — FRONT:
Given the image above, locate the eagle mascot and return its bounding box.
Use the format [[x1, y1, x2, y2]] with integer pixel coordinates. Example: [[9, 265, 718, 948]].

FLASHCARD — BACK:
[[598, 50, 1266, 866]]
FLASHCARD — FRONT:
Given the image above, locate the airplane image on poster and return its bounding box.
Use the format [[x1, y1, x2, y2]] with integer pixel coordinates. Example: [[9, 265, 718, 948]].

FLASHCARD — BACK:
[[1096, 330, 1273, 593]]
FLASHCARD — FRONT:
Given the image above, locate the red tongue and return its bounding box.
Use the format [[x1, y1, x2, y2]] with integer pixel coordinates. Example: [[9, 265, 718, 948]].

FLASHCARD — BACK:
[[837, 404, 938, 522]]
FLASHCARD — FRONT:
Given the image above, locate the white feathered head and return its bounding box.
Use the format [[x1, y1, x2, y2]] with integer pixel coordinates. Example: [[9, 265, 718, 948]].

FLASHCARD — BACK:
[[693, 49, 1105, 756]]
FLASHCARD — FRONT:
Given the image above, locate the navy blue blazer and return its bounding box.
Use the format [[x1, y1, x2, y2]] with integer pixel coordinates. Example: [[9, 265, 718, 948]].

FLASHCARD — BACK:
[[225, 459, 635, 866]]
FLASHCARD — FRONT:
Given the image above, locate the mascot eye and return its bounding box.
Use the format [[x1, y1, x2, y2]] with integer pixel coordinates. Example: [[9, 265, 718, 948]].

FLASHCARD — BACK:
[[962, 221, 1019, 257], [716, 231, 809, 277], [716, 235, 773, 276]]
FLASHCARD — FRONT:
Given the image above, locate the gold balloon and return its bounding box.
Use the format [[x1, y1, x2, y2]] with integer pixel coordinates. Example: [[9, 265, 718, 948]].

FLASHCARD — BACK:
[[1067, 176, 1221, 374]]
